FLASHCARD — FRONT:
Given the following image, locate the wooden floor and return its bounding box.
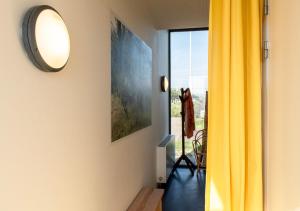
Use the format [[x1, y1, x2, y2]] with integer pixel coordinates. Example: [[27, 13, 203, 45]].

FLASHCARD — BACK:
[[163, 168, 206, 211]]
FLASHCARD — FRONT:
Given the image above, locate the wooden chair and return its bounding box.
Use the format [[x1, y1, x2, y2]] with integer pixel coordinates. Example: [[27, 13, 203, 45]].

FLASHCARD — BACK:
[[192, 129, 207, 172], [192, 91, 208, 172]]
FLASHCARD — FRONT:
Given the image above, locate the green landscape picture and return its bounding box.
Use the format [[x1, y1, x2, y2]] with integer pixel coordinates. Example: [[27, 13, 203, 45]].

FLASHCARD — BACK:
[[111, 17, 152, 142]]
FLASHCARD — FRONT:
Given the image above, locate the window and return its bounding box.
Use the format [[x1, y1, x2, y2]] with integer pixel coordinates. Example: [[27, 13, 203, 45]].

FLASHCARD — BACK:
[[169, 29, 208, 160]]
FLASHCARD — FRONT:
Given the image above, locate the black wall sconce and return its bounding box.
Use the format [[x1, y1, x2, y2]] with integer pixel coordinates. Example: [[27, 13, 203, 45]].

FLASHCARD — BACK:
[[161, 76, 169, 92], [22, 5, 70, 72]]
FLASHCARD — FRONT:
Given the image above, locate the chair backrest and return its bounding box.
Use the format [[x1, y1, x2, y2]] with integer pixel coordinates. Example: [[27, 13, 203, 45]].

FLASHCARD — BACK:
[[204, 91, 208, 129], [202, 91, 208, 154], [192, 91, 208, 170]]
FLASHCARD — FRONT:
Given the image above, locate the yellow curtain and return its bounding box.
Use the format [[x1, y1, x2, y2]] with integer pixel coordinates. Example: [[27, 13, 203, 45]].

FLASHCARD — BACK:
[[205, 0, 263, 211]]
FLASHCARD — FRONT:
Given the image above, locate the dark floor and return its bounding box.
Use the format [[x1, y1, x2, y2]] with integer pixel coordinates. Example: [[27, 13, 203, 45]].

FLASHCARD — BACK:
[[163, 168, 206, 211]]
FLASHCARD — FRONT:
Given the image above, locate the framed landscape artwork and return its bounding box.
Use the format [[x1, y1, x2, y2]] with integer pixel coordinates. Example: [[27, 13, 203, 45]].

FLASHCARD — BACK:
[[111, 16, 152, 142]]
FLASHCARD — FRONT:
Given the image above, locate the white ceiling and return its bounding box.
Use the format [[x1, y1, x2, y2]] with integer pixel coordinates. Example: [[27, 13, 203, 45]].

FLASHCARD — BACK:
[[147, 0, 210, 29]]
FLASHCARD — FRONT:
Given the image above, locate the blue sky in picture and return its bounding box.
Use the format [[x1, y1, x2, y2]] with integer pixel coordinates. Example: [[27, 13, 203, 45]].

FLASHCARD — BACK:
[[171, 30, 208, 95]]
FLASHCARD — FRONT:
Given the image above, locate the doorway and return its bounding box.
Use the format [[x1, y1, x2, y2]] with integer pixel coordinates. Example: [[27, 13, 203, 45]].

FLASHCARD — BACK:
[[163, 28, 208, 211]]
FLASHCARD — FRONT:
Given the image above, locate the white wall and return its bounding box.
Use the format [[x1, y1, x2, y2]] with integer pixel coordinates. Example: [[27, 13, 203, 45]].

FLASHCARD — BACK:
[[0, 0, 169, 211], [265, 0, 300, 210]]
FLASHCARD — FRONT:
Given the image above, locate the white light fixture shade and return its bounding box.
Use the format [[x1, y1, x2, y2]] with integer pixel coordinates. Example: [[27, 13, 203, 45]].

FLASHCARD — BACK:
[[161, 76, 169, 92], [22, 5, 70, 72]]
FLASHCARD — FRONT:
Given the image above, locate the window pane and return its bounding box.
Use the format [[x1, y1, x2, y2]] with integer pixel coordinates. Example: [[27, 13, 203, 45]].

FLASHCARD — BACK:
[[170, 30, 208, 160]]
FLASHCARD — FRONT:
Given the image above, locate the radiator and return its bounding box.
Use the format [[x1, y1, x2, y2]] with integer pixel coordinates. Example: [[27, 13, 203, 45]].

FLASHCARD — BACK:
[[156, 135, 175, 184]]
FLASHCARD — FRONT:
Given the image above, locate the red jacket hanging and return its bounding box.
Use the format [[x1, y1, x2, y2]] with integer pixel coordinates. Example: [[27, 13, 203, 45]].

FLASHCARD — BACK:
[[184, 88, 195, 138]]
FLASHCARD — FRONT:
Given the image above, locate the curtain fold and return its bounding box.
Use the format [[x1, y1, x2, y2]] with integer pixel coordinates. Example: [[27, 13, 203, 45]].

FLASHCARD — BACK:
[[205, 0, 263, 211]]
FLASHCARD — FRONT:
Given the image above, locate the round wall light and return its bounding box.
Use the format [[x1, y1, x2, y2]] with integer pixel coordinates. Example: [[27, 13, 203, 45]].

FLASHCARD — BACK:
[[22, 5, 70, 72], [161, 76, 169, 92]]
